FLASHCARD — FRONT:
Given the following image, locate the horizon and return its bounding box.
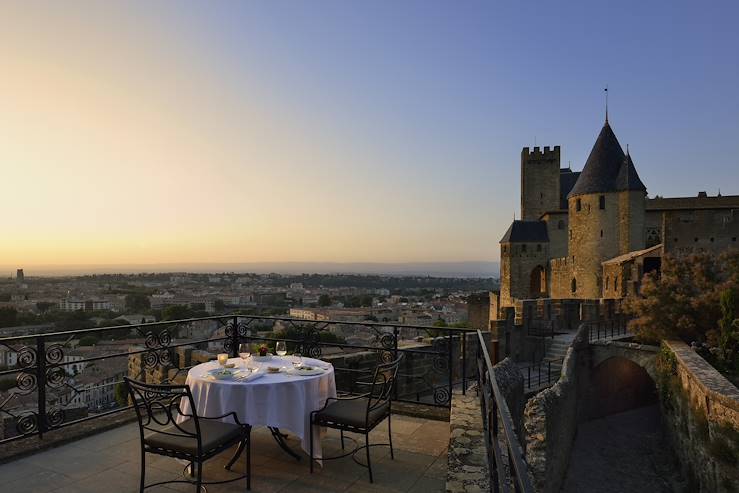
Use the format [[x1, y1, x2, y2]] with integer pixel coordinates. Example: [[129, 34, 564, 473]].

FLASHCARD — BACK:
[[1, 260, 500, 278], [2, 1, 738, 267]]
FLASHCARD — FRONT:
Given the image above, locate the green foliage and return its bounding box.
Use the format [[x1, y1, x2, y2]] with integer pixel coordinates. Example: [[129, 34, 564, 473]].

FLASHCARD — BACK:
[[0, 307, 18, 328], [318, 294, 331, 307], [125, 292, 151, 311], [114, 382, 129, 407], [78, 335, 99, 346], [162, 304, 205, 321], [716, 288, 739, 372], [36, 301, 56, 313], [625, 250, 738, 346]]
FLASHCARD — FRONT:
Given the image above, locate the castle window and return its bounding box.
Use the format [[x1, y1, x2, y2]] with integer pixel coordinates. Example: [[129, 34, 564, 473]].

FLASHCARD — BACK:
[[694, 237, 699, 242], [521, 244, 527, 252], [599, 195, 606, 209], [502, 246, 507, 253], [571, 278, 577, 293], [557, 220, 565, 230], [710, 237, 715, 242], [733, 237, 737, 242], [674, 238, 678, 242], [576, 199, 582, 211], [600, 230, 603, 238], [537, 244, 542, 252]]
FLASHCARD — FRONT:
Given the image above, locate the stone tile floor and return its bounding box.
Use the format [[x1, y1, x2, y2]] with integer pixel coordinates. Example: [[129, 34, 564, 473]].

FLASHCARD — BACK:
[[0, 414, 449, 493]]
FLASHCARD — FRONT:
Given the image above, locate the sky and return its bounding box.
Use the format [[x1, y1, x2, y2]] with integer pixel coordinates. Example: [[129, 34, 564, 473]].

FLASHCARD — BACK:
[[1, 1, 738, 271]]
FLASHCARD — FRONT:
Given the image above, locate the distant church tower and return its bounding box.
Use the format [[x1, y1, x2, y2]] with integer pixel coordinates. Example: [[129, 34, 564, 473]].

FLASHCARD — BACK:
[[566, 120, 646, 298], [16, 269, 24, 282]]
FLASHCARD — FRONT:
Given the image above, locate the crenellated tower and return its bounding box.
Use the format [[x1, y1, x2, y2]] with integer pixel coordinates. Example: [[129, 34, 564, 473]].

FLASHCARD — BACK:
[[521, 146, 561, 221]]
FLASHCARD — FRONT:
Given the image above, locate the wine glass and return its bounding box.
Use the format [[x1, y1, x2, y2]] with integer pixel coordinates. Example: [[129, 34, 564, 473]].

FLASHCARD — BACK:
[[276, 341, 287, 357], [239, 344, 251, 368]]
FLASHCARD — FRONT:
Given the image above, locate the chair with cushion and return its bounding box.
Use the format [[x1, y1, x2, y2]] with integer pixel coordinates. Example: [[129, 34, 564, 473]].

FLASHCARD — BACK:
[[309, 354, 403, 482], [124, 377, 252, 492]]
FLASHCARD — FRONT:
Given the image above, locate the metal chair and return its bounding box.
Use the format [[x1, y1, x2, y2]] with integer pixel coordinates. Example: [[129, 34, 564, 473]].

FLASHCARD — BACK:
[[124, 377, 252, 492], [310, 354, 403, 483]]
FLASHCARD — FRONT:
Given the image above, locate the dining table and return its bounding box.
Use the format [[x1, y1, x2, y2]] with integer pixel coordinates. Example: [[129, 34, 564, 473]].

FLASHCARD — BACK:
[[178, 355, 337, 463]]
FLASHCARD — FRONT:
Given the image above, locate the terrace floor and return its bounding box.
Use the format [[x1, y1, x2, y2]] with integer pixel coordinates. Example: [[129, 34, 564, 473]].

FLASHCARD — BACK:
[[0, 414, 449, 493]]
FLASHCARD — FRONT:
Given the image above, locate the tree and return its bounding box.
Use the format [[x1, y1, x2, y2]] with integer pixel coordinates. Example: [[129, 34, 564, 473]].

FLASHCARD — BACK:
[[0, 307, 18, 328], [318, 295, 331, 307], [125, 293, 151, 311], [624, 250, 738, 345], [114, 382, 129, 407], [714, 288, 739, 372], [79, 335, 99, 346], [36, 302, 56, 314]]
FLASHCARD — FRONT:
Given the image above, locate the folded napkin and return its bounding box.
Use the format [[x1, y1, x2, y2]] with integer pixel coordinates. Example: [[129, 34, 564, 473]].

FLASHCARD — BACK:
[[236, 369, 264, 382]]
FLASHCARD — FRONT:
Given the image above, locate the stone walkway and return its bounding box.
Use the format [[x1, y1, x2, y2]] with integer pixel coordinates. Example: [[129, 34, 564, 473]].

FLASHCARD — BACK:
[[561, 405, 683, 493], [0, 414, 448, 493]]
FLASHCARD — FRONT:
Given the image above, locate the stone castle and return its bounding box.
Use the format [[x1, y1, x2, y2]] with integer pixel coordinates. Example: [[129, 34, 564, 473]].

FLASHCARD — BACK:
[[497, 116, 739, 312]]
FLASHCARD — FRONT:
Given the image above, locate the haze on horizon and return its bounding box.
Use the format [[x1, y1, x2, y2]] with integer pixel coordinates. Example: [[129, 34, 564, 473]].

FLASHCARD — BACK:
[[2, 1, 738, 270]]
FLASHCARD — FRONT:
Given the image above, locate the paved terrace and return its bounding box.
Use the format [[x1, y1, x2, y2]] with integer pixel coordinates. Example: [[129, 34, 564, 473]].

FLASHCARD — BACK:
[[0, 414, 448, 493]]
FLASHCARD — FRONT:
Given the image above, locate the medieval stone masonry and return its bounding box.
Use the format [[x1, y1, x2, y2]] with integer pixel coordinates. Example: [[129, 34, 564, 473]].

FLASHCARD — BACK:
[[499, 118, 739, 309]]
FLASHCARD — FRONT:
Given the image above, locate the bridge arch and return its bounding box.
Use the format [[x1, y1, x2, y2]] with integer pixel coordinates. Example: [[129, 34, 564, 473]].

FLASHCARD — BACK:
[[584, 343, 660, 420]]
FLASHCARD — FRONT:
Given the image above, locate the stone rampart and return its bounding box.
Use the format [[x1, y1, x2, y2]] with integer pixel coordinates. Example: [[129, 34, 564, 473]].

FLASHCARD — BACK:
[[660, 340, 739, 492]]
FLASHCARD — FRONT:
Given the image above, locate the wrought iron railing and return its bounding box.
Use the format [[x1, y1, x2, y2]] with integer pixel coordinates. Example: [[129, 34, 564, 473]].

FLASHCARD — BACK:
[[521, 357, 563, 391], [0, 315, 477, 445], [587, 316, 630, 342], [476, 330, 534, 493]]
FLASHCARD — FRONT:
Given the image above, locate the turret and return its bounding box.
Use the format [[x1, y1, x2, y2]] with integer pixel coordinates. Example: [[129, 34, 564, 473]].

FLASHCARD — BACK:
[[521, 146, 560, 221]]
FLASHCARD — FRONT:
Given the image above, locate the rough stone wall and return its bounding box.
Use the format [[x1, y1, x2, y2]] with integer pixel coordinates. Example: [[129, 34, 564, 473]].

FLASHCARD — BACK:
[[500, 242, 550, 307], [618, 190, 646, 254], [548, 256, 574, 299], [522, 323, 589, 493], [467, 293, 491, 331], [660, 340, 739, 493], [601, 262, 626, 299], [662, 208, 739, 256], [521, 146, 561, 221], [543, 212, 568, 259], [568, 192, 622, 299]]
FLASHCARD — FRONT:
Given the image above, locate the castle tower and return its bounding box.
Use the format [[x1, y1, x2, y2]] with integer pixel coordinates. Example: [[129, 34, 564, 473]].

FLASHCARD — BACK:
[[500, 220, 550, 307], [566, 121, 646, 298], [521, 146, 561, 221]]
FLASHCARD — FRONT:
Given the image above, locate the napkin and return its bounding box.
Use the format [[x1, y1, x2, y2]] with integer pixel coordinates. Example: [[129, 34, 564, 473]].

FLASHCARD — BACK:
[[236, 369, 264, 382]]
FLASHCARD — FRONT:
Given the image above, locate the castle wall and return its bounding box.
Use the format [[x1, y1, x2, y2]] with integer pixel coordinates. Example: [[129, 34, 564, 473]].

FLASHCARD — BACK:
[[662, 208, 739, 256], [618, 190, 646, 254], [568, 192, 622, 298], [543, 212, 568, 258], [549, 257, 574, 299], [500, 242, 550, 306], [521, 146, 560, 221]]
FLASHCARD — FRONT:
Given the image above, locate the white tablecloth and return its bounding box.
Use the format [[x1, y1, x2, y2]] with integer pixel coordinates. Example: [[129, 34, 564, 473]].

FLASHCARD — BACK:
[[178, 356, 337, 460]]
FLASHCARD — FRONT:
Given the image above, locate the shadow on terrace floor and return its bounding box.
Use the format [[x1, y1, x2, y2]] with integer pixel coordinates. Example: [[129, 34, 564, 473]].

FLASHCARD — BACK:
[[0, 414, 449, 493]]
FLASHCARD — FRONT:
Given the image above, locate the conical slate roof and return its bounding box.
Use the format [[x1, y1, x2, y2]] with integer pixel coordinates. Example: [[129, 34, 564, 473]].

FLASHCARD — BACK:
[[568, 121, 646, 197], [615, 151, 646, 192]]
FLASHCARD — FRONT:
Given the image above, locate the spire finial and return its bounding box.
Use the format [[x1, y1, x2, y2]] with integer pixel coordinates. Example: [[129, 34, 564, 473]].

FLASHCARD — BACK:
[[604, 85, 609, 123], [626, 143, 629, 155]]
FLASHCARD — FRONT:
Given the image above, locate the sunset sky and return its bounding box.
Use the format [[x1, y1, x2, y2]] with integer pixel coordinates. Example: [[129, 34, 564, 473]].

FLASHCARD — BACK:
[[1, 1, 738, 270]]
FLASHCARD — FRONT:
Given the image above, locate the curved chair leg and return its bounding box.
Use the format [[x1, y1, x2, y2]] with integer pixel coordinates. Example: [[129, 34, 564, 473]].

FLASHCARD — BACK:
[[388, 413, 394, 460], [225, 440, 246, 471], [340, 430, 345, 450], [139, 449, 145, 493], [365, 432, 373, 483]]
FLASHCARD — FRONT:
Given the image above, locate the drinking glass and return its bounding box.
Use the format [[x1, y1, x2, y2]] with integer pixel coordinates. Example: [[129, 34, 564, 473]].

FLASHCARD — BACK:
[[239, 344, 251, 368], [292, 352, 303, 368], [276, 341, 287, 357], [217, 353, 229, 373]]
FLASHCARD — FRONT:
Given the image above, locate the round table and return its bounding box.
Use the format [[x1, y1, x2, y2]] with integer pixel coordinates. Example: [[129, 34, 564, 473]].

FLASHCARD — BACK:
[[179, 356, 337, 461]]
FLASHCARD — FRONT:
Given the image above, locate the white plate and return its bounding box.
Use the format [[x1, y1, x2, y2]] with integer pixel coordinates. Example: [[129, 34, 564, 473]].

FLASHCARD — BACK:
[[252, 355, 273, 362], [287, 367, 325, 376]]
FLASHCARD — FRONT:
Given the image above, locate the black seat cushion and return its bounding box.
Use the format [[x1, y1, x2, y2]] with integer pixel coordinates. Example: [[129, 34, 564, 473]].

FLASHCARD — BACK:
[[314, 397, 389, 430], [144, 418, 243, 456]]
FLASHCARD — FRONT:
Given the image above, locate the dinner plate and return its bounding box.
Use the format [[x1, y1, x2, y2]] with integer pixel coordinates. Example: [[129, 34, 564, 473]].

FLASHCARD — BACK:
[[286, 367, 324, 376]]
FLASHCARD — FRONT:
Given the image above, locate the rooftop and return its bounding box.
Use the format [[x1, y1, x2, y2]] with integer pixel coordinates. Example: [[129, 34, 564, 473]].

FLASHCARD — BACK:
[[0, 413, 448, 493]]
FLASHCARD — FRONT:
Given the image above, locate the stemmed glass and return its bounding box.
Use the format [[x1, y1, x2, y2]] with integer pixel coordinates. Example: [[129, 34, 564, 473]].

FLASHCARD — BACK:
[[275, 341, 287, 357], [239, 343, 251, 369]]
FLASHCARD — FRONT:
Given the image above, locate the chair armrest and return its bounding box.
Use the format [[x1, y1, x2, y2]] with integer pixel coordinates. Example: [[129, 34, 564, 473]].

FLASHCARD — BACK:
[[200, 411, 244, 427]]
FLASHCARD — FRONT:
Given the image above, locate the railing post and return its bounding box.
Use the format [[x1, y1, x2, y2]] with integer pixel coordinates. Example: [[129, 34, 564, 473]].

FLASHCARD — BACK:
[[447, 332, 453, 406], [37, 337, 46, 440], [462, 332, 467, 395], [230, 315, 239, 358], [393, 326, 399, 402]]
